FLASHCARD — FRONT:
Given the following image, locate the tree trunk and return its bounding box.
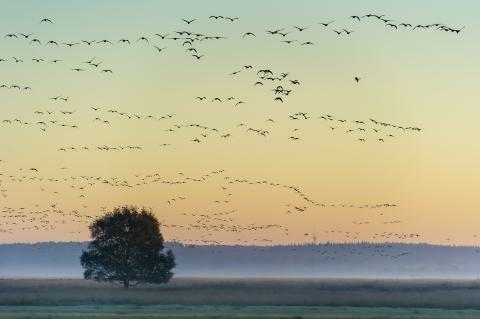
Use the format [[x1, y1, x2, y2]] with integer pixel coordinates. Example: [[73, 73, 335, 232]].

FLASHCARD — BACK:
[[123, 279, 129, 289]]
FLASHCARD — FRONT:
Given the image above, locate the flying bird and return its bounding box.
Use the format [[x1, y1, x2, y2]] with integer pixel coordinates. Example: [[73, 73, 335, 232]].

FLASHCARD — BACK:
[[182, 18, 196, 24], [154, 46, 166, 52], [319, 20, 334, 26], [82, 39, 96, 45], [18, 33, 33, 38], [29, 38, 42, 45], [294, 26, 308, 31], [137, 36, 149, 43]]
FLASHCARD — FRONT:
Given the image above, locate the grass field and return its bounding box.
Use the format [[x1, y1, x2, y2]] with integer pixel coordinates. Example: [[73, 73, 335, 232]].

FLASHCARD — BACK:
[[3, 278, 480, 308], [3, 305, 480, 319], [3, 278, 480, 318]]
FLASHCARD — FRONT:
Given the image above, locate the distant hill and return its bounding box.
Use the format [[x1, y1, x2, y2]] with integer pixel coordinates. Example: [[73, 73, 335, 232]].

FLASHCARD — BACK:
[[2, 241, 480, 278]]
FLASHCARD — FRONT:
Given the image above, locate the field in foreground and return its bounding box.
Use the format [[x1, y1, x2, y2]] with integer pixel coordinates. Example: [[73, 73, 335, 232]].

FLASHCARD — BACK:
[[3, 305, 480, 319], [4, 278, 480, 309]]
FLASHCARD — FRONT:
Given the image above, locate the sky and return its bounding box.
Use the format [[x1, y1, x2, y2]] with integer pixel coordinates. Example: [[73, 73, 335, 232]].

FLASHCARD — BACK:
[[0, 0, 479, 246]]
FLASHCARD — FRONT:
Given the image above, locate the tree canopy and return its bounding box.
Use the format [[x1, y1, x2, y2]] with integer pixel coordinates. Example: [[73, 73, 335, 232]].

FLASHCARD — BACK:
[[80, 206, 175, 288]]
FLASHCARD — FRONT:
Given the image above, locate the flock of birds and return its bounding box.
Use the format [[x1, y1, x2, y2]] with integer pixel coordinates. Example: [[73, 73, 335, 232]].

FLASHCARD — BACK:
[[348, 14, 464, 33], [0, 9, 466, 255], [0, 168, 398, 242], [1, 99, 421, 143]]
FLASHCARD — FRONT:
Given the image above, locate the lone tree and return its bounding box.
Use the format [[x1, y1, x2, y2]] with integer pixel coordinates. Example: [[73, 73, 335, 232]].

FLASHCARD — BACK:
[[80, 206, 175, 288]]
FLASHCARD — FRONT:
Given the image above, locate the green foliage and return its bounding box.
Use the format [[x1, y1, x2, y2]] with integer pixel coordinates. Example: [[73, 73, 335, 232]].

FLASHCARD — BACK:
[[80, 206, 175, 288]]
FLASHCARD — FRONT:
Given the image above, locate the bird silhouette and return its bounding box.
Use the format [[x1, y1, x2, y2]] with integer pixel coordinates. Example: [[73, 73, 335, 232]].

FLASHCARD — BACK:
[[82, 40, 95, 45], [294, 26, 308, 31], [319, 20, 334, 26], [182, 18, 196, 24], [154, 46, 166, 52], [137, 36, 149, 43]]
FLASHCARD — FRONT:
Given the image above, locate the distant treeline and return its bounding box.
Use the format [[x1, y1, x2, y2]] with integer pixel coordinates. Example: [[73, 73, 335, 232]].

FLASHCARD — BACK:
[[2, 241, 480, 278]]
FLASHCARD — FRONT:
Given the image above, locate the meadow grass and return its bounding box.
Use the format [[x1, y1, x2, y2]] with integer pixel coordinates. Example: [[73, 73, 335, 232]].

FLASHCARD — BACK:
[[3, 278, 480, 309], [2, 305, 480, 319]]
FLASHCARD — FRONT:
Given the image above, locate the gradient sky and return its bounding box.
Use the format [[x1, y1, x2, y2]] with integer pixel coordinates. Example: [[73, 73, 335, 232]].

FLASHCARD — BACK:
[[0, 0, 479, 245]]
